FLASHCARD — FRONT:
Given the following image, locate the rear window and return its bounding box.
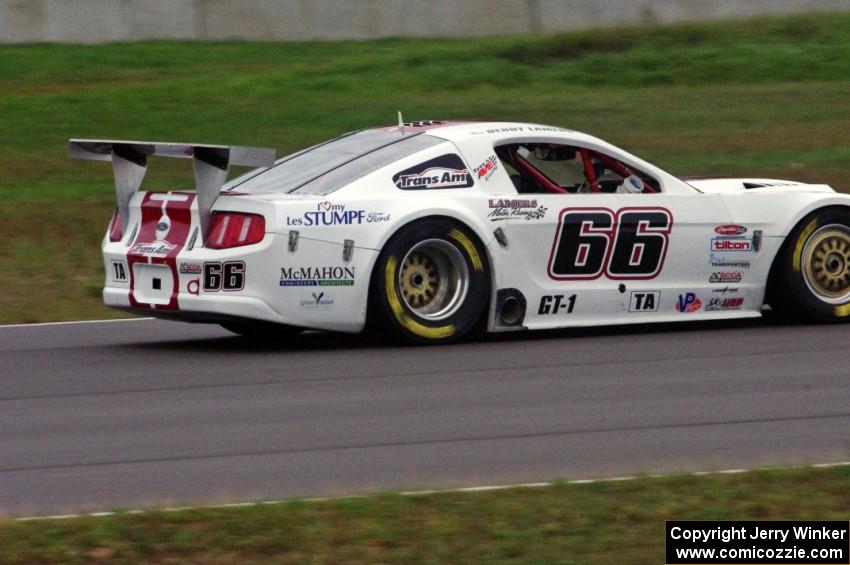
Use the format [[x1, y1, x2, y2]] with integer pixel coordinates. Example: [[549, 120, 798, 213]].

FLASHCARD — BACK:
[[226, 130, 445, 195]]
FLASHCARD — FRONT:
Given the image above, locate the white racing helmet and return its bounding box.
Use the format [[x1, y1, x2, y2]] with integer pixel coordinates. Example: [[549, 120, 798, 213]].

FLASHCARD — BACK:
[[616, 174, 644, 194]]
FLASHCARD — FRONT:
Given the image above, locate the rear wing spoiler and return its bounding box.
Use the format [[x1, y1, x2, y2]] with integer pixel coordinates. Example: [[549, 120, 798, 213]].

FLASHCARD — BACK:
[[68, 139, 276, 239]]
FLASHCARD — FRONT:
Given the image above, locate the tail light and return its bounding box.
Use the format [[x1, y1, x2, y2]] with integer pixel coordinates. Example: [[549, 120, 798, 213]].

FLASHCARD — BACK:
[[108, 208, 122, 242], [207, 212, 266, 249]]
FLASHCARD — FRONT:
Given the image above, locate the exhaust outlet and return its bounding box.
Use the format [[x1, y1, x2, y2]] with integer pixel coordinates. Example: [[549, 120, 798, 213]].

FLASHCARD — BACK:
[[495, 288, 527, 330]]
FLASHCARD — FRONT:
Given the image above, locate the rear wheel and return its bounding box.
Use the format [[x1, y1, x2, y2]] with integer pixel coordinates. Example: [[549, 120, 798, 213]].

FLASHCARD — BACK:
[[220, 321, 302, 341], [772, 208, 850, 321], [371, 219, 490, 344]]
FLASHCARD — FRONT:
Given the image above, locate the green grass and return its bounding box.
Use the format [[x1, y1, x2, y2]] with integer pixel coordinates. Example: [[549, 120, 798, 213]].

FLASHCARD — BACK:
[[2, 12, 850, 322], [2, 466, 849, 563]]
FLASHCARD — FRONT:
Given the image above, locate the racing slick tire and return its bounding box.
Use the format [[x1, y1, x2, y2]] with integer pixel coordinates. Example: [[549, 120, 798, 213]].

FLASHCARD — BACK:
[[771, 207, 850, 322], [371, 218, 490, 344], [220, 321, 302, 341]]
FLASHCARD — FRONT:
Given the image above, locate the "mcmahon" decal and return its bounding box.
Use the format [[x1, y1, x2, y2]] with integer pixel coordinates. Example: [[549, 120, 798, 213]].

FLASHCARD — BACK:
[[280, 266, 355, 287]]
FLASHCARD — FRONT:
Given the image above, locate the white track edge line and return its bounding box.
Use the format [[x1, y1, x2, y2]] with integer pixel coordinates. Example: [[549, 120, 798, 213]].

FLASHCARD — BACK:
[[0, 318, 152, 329], [13, 460, 850, 522]]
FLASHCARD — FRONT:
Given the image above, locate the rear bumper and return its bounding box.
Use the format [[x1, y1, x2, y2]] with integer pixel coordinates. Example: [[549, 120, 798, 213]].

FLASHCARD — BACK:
[[103, 287, 284, 324], [102, 232, 377, 333]]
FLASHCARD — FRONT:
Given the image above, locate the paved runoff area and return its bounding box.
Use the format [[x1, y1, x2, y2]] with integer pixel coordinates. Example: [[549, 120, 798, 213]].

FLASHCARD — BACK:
[[2, 317, 850, 517]]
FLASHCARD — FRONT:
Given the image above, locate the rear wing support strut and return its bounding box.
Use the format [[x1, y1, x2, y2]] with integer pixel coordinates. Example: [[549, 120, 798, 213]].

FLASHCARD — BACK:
[[68, 139, 276, 241]]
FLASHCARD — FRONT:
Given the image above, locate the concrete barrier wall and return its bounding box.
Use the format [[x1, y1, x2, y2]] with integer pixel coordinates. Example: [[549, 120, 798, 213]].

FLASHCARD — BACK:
[[2, 0, 850, 43]]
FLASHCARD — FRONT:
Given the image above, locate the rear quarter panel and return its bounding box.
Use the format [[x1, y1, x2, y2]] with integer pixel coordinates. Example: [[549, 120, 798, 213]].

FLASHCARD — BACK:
[[241, 140, 500, 333]]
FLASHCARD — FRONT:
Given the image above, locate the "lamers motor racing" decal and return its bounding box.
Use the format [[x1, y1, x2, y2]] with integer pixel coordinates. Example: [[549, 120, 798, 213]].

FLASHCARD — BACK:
[[393, 154, 474, 190], [487, 198, 548, 221]]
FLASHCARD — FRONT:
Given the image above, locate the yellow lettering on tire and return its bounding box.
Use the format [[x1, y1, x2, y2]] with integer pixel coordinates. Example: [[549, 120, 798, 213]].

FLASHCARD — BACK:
[[385, 255, 455, 340], [835, 304, 850, 317], [449, 228, 483, 272], [793, 219, 819, 272]]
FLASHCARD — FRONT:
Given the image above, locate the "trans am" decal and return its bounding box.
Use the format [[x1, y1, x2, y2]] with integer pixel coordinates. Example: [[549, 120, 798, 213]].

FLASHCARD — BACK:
[[393, 154, 474, 190]]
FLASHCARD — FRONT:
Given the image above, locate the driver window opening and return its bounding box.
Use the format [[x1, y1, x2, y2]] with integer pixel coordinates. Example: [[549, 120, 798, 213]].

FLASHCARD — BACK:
[[494, 143, 660, 194]]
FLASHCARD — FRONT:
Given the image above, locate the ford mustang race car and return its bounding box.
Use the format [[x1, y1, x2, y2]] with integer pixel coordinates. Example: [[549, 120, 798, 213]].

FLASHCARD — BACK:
[[70, 120, 850, 343]]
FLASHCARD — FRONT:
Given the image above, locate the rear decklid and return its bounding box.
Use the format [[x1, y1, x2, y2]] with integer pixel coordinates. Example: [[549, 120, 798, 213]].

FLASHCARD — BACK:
[[70, 139, 275, 310]]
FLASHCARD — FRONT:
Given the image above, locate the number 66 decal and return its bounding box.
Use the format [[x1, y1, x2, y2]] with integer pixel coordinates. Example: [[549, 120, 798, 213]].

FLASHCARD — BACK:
[[203, 261, 246, 291], [547, 207, 672, 280]]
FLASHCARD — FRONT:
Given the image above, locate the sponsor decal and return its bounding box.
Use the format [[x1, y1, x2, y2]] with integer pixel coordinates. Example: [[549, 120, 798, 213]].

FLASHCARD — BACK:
[[675, 292, 701, 313], [300, 291, 334, 309], [367, 212, 390, 223], [129, 241, 175, 257], [711, 286, 739, 295], [179, 262, 202, 275], [706, 296, 744, 311], [110, 260, 128, 282], [629, 291, 660, 312], [489, 198, 538, 208], [537, 294, 576, 315], [186, 279, 200, 295], [709, 272, 743, 283], [714, 224, 748, 236], [474, 155, 499, 181], [487, 198, 547, 221], [392, 154, 474, 190], [286, 202, 382, 227], [280, 266, 355, 287], [710, 236, 753, 252], [709, 254, 751, 269]]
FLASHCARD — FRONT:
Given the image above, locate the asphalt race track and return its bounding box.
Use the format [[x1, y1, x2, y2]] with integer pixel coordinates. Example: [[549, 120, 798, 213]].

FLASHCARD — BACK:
[[2, 317, 850, 517]]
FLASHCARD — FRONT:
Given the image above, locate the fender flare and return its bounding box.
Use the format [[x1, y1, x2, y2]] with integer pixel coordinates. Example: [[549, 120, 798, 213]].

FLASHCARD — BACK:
[[364, 214, 497, 331], [764, 203, 850, 306]]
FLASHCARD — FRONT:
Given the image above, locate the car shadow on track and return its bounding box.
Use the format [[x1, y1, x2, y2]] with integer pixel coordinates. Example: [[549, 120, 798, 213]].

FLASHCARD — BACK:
[[124, 311, 801, 354]]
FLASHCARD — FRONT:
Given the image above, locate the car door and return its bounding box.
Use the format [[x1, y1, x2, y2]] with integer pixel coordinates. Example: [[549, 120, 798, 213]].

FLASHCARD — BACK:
[[490, 142, 733, 328]]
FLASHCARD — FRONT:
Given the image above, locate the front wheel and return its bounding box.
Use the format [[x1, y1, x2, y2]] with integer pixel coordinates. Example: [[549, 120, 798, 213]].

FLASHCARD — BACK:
[[772, 208, 850, 321], [371, 219, 490, 344]]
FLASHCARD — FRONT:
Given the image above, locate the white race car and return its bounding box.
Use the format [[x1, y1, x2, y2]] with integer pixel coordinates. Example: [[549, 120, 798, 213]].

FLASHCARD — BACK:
[[70, 120, 850, 343]]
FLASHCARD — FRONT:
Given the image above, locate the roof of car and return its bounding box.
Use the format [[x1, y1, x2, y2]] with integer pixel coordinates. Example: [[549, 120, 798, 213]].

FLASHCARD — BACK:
[[374, 120, 606, 147]]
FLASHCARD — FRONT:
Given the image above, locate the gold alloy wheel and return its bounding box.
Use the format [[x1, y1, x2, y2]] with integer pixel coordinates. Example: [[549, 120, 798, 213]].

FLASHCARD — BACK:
[[801, 225, 850, 303], [399, 239, 469, 320]]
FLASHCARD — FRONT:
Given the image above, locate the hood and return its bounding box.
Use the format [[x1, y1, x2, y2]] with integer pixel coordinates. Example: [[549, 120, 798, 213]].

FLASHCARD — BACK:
[[683, 177, 835, 195]]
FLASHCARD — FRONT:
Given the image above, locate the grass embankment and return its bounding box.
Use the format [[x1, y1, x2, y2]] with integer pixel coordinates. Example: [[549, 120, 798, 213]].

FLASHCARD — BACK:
[[2, 13, 850, 322], [2, 466, 849, 563]]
